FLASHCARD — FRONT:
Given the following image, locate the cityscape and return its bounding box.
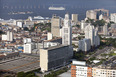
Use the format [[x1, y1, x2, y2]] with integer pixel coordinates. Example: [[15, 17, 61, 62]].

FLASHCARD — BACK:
[[0, 0, 116, 77]]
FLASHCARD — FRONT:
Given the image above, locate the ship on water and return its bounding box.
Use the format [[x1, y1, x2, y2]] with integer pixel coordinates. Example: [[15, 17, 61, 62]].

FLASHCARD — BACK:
[[49, 6, 65, 10]]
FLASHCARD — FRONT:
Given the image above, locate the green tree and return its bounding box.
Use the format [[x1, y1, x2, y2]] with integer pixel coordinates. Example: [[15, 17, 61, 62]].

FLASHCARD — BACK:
[[24, 27, 29, 31], [25, 73, 35, 77], [17, 72, 25, 77]]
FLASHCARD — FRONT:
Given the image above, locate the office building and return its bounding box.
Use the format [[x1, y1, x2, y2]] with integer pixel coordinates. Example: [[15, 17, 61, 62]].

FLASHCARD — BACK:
[[95, 9, 109, 19], [85, 24, 100, 47], [78, 38, 91, 52], [94, 29, 100, 47], [2, 34, 7, 41], [7, 31, 13, 41], [81, 20, 88, 32], [47, 32, 53, 40], [86, 10, 96, 20], [51, 15, 62, 37], [40, 45, 73, 72], [23, 38, 35, 53], [16, 21, 23, 27], [24, 42, 35, 53], [62, 13, 72, 45], [24, 38, 32, 43], [72, 14, 78, 25], [85, 24, 95, 46], [110, 13, 116, 23], [103, 25, 108, 35]]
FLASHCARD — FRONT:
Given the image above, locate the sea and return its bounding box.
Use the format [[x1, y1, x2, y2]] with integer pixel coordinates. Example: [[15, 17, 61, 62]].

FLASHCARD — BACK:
[[0, 0, 116, 20]]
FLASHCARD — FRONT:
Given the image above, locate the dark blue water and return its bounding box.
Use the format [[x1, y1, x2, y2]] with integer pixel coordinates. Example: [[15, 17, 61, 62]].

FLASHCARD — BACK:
[[0, 0, 116, 20]]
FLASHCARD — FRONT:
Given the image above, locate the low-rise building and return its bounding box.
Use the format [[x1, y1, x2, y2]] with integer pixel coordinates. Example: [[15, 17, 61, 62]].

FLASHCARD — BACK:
[[71, 60, 116, 77]]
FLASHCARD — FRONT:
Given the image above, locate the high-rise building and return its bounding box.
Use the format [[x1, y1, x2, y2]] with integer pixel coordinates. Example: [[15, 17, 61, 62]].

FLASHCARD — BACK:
[[78, 38, 91, 52], [86, 10, 96, 20], [24, 43, 35, 53], [85, 24, 100, 47], [47, 32, 53, 40], [103, 25, 108, 35], [7, 31, 13, 41], [110, 13, 116, 23], [86, 9, 109, 20], [81, 20, 88, 32], [24, 38, 32, 43], [23, 38, 35, 53], [62, 13, 72, 45], [51, 15, 62, 37], [94, 9, 109, 19], [16, 21, 23, 27], [72, 14, 78, 25], [85, 24, 95, 46], [94, 29, 100, 47]]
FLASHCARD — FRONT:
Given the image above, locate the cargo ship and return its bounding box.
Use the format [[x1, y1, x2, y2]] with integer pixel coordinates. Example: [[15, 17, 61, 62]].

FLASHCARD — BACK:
[[49, 6, 65, 10]]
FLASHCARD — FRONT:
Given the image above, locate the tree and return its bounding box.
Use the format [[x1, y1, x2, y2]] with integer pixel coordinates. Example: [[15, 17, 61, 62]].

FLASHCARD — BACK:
[[24, 27, 29, 31], [17, 72, 25, 77], [0, 30, 4, 35], [25, 73, 35, 77]]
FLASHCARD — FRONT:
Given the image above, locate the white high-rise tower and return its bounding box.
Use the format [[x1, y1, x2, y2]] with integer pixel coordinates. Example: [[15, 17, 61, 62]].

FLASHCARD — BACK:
[[7, 31, 13, 41], [85, 24, 95, 46], [62, 13, 72, 45]]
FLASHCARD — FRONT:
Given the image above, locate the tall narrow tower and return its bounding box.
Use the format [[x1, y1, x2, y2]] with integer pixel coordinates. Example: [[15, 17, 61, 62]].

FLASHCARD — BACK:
[[62, 13, 72, 45], [51, 14, 61, 37], [85, 24, 95, 46]]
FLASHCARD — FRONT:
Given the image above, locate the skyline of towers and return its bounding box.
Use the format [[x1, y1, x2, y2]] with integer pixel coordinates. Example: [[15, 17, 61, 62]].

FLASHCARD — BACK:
[[86, 10, 97, 20], [86, 9, 109, 20]]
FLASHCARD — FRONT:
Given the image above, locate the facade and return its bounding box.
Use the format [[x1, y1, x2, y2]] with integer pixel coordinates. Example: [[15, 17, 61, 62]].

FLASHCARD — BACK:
[[103, 25, 108, 36], [51, 15, 62, 37], [85, 24, 100, 47], [71, 61, 92, 77], [78, 38, 91, 52], [23, 38, 35, 53], [7, 31, 13, 41], [95, 9, 109, 19], [2, 34, 7, 41], [62, 13, 72, 45], [86, 10, 96, 20], [24, 38, 32, 43], [86, 9, 109, 20], [71, 61, 116, 77], [85, 24, 95, 46], [81, 20, 88, 32], [40, 45, 73, 72], [72, 14, 78, 25], [24, 42, 35, 53], [17, 21, 23, 27], [92, 68, 116, 77], [94, 29, 100, 47], [47, 32, 53, 40], [110, 13, 116, 23]]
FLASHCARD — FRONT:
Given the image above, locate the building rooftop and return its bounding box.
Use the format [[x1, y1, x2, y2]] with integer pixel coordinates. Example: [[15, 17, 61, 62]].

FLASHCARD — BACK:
[[43, 45, 68, 51]]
